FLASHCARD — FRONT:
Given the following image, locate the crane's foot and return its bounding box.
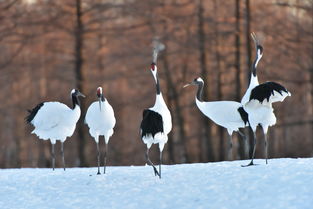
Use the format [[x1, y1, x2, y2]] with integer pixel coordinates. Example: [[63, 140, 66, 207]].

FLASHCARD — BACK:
[[153, 167, 160, 178], [97, 171, 101, 175], [241, 161, 258, 167]]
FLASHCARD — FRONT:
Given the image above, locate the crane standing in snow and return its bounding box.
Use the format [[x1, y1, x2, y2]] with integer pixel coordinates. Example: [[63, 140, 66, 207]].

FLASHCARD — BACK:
[[241, 33, 291, 166], [26, 89, 85, 170], [85, 87, 116, 175], [140, 41, 172, 178], [184, 78, 248, 160]]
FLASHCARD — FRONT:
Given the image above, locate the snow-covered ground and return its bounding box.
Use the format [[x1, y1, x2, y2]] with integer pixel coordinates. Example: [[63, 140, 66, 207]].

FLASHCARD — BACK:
[[0, 158, 312, 209]]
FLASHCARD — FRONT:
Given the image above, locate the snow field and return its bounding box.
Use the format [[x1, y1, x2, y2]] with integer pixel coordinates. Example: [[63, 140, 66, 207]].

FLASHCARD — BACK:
[[0, 158, 312, 209]]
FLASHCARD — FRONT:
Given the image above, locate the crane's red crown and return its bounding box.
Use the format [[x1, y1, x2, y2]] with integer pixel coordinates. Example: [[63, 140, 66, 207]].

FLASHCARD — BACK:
[[151, 63, 156, 71], [97, 87, 102, 97]]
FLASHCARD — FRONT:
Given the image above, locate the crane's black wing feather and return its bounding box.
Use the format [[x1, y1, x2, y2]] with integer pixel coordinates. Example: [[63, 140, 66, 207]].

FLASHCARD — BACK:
[[25, 102, 44, 124], [140, 109, 163, 138], [249, 82, 289, 103], [237, 107, 249, 125]]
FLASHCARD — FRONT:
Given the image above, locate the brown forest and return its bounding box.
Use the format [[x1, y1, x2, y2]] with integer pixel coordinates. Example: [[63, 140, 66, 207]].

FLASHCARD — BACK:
[[0, 0, 312, 168]]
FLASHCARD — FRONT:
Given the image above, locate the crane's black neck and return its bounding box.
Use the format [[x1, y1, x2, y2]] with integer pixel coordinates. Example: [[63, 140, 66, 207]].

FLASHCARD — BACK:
[[100, 94, 106, 102], [72, 94, 81, 109], [196, 82, 204, 102], [251, 60, 257, 77]]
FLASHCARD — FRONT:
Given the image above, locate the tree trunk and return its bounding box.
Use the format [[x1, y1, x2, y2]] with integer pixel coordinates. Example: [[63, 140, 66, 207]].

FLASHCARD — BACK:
[[74, 0, 87, 167], [162, 53, 189, 164], [212, 0, 225, 161], [161, 21, 189, 163], [197, 0, 214, 162], [235, 0, 247, 160]]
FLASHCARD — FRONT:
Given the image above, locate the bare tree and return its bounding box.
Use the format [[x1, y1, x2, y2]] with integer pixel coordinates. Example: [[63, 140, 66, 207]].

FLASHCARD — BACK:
[[197, 0, 214, 162]]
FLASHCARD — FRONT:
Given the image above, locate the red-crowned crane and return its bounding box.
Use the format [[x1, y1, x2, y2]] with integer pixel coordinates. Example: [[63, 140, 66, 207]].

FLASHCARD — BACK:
[[26, 89, 85, 170], [184, 77, 249, 160], [85, 87, 116, 175], [241, 33, 291, 167], [140, 41, 172, 178]]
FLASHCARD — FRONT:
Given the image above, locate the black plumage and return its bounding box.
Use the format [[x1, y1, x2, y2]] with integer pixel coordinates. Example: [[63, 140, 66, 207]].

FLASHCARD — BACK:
[[140, 109, 163, 138], [249, 81, 289, 103], [26, 102, 44, 124], [237, 107, 249, 125]]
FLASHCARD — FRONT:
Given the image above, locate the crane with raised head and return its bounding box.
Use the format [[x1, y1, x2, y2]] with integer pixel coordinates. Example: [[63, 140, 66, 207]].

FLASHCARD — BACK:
[[140, 40, 172, 178], [241, 33, 291, 167]]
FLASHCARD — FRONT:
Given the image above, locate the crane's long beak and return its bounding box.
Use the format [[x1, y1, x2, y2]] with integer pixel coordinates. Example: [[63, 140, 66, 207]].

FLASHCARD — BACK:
[[183, 83, 191, 88], [78, 92, 86, 97], [98, 97, 102, 111]]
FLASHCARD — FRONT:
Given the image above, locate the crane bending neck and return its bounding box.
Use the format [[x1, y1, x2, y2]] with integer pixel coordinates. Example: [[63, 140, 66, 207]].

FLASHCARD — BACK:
[[196, 82, 204, 102]]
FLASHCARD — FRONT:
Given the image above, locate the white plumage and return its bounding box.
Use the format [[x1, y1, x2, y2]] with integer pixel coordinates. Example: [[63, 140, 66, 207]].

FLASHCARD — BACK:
[[26, 89, 85, 170], [142, 93, 172, 151], [85, 87, 116, 175], [241, 33, 291, 166], [31, 102, 81, 144], [185, 77, 248, 160], [140, 63, 172, 178], [196, 100, 246, 135]]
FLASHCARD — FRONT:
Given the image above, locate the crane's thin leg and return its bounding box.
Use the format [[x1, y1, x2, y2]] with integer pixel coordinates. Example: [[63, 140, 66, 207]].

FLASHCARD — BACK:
[[227, 134, 233, 161], [242, 131, 257, 167], [159, 151, 162, 179], [61, 142, 66, 171], [103, 143, 108, 174], [96, 141, 100, 175], [145, 148, 160, 177], [51, 143, 55, 171], [264, 133, 268, 164]]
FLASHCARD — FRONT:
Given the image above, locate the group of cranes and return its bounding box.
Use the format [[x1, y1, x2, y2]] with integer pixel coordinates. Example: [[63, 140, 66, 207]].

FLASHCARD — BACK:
[[184, 33, 290, 166], [26, 88, 115, 174], [26, 40, 171, 178], [26, 32, 290, 178]]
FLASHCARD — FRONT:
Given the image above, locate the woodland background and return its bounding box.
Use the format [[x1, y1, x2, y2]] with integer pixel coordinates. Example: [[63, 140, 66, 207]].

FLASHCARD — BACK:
[[0, 0, 312, 168]]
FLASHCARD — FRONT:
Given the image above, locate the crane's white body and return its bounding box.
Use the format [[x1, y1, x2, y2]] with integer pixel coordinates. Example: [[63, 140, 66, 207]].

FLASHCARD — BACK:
[[196, 99, 247, 135], [244, 100, 276, 132], [85, 100, 116, 144], [242, 74, 291, 133], [142, 93, 172, 151], [31, 102, 81, 144]]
